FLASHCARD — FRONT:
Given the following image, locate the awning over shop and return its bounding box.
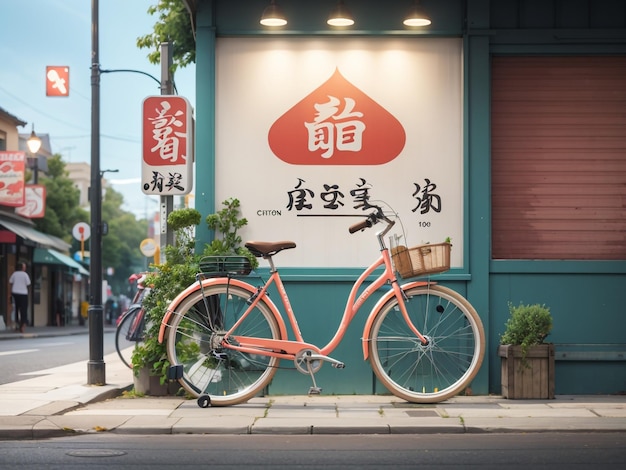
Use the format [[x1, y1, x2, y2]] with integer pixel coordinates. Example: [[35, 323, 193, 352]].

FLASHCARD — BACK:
[[34, 248, 90, 276], [0, 217, 70, 252]]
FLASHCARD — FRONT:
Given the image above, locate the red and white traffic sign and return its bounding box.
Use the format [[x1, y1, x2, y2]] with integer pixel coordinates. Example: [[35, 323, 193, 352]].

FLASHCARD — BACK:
[[46, 66, 70, 97], [72, 222, 91, 241]]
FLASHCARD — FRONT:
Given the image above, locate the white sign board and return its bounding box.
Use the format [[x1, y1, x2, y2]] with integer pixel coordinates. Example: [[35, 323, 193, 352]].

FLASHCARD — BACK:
[[215, 38, 463, 268]]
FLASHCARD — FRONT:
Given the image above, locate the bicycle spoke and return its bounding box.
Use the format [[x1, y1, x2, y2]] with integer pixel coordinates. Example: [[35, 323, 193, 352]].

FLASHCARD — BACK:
[[115, 307, 143, 369], [166, 284, 281, 405], [369, 284, 485, 402]]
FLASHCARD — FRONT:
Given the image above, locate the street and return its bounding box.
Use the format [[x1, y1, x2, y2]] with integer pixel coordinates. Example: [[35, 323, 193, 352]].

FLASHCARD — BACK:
[[1, 433, 625, 469], [0, 330, 118, 384]]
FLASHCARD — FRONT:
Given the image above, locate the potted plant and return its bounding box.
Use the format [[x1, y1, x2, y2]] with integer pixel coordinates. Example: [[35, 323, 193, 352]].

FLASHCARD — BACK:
[[203, 197, 258, 271], [131, 199, 256, 395], [498, 303, 555, 399], [131, 208, 201, 395]]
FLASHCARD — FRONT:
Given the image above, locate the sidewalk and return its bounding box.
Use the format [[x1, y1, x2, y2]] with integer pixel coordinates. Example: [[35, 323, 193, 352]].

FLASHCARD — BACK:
[[1, 326, 625, 439]]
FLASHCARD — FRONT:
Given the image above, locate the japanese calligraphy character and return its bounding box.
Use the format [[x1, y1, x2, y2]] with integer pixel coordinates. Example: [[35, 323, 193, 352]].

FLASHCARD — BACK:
[[320, 184, 345, 210], [149, 100, 187, 163], [350, 178, 377, 211], [287, 178, 315, 211], [305, 96, 366, 159], [412, 178, 442, 214], [144, 171, 164, 193], [165, 172, 184, 192]]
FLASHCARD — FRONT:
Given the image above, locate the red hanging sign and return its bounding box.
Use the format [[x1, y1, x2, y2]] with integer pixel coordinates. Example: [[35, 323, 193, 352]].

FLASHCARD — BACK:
[[46, 66, 70, 97]]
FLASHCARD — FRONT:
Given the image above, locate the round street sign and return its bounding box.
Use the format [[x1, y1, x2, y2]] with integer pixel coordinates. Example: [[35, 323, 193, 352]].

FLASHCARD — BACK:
[[72, 222, 91, 241], [140, 238, 158, 257]]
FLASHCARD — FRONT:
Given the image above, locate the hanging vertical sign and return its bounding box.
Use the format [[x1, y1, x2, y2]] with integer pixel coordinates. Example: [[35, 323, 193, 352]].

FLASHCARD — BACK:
[[141, 95, 194, 196], [0, 151, 26, 207], [15, 185, 46, 218], [46, 66, 70, 97]]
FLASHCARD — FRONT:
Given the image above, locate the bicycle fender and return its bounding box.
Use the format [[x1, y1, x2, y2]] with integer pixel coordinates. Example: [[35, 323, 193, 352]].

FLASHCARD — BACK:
[[361, 281, 430, 360], [158, 278, 287, 343]]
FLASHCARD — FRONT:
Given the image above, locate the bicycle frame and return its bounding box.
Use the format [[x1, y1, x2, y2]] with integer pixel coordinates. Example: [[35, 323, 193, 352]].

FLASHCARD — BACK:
[[159, 215, 431, 363]]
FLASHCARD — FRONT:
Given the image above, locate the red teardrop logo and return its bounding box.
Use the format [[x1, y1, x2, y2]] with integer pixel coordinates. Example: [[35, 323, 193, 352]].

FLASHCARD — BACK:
[[269, 69, 406, 165]]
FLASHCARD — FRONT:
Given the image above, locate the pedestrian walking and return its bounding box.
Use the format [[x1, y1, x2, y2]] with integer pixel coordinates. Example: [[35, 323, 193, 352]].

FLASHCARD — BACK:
[[9, 262, 31, 333]]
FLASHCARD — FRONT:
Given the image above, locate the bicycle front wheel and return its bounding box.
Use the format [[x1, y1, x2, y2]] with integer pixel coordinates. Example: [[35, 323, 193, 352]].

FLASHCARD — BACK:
[[368, 284, 485, 403], [115, 306, 143, 369], [166, 283, 281, 406]]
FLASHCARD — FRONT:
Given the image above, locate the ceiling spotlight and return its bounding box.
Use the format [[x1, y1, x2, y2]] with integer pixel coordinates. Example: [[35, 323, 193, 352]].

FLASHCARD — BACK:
[[403, 0, 432, 27], [328, 0, 354, 27], [260, 0, 287, 27]]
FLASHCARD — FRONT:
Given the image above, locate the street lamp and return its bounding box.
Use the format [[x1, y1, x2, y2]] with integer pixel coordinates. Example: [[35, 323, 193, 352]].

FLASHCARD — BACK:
[[88, 0, 164, 386], [26, 125, 42, 184]]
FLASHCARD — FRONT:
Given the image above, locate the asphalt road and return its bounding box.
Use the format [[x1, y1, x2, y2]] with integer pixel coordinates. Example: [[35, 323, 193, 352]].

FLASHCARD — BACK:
[[1, 433, 625, 469], [0, 331, 118, 384]]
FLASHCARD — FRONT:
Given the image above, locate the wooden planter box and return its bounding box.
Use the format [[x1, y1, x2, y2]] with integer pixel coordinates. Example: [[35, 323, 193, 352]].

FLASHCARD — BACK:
[[498, 344, 555, 399], [134, 367, 181, 396]]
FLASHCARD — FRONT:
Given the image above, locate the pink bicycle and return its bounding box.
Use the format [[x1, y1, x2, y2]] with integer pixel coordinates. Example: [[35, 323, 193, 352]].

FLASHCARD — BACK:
[[159, 206, 485, 407]]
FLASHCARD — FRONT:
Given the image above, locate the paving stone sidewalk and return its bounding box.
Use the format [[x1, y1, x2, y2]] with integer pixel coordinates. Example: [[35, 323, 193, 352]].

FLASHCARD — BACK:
[[1, 326, 625, 439]]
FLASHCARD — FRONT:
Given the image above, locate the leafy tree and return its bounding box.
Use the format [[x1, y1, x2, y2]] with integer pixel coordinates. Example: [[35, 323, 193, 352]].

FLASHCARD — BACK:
[[29, 154, 150, 300], [34, 155, 88, 241], [101, 187, 149, 296], [137, 0, 195, 72]]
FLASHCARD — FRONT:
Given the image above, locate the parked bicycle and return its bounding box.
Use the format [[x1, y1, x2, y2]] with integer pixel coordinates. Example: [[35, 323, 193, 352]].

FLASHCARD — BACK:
[[158, 205, 485, 407], [115, 273, 150, 369]]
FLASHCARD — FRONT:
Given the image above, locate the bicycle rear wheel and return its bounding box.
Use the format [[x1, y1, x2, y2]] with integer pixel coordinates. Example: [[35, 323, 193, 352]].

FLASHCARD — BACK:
[[368, 284, 485, 403], [166, 283, 281, 406], [115, 306, 144, 369]]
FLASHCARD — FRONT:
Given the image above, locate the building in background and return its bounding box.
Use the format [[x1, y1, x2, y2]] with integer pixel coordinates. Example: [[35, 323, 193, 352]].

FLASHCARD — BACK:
[[1, 105, 88, 328]]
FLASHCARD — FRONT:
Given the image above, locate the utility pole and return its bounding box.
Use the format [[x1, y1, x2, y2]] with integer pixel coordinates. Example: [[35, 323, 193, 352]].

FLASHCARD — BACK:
[[88, 0, 105, 385], [159, 42, 174, 261]]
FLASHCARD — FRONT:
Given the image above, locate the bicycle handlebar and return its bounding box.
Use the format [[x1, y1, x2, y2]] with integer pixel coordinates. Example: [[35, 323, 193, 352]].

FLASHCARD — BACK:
[[349, 217, 373, 233], [348, 209, 385, 234]]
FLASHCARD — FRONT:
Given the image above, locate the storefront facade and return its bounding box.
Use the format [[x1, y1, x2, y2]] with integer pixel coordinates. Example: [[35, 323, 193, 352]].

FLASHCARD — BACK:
[[183, 0, 626, 395]]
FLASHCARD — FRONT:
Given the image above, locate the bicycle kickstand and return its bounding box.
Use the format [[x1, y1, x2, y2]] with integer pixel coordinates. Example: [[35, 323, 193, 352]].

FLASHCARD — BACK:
[[307, 365, 322, 396]]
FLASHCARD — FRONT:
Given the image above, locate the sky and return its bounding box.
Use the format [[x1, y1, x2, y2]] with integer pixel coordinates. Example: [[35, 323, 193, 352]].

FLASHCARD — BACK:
[[0, 0, 196, 220]]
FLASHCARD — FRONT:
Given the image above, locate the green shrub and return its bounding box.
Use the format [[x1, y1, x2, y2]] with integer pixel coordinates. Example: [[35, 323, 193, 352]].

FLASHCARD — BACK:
[[204, 198, 258, 270], [500, 303, 553, 361], [131, 198, 256, 388], [131, 209, 201, 384]]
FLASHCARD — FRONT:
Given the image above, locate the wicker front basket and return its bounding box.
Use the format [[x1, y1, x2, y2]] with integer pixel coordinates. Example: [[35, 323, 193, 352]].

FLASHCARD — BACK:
[[391, 242, 451, 279]]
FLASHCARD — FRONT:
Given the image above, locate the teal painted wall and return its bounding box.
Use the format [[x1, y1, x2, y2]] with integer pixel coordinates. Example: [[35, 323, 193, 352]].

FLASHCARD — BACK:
[[191, 0, 626, 396], [257, 275, 471, 396], [490, 270, 626, 394], [263, 277, 379, 396]]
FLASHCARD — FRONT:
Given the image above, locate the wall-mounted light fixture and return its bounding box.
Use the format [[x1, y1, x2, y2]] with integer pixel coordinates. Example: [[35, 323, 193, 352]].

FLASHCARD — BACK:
[[328, 0, 354, 27], [403, 0, 431, 27], [260, 0, 287, 27]]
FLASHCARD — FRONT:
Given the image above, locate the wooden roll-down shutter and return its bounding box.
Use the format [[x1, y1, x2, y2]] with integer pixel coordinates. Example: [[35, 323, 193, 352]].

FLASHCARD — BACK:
[[491, 56, 626, 260]]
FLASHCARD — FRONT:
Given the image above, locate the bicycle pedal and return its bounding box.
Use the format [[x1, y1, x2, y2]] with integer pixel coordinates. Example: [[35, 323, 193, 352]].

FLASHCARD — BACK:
[[212, 351, 228, 361], [332, 362, 345, 369], [167, 364, 183, 380], [308, 387, 322, 395]]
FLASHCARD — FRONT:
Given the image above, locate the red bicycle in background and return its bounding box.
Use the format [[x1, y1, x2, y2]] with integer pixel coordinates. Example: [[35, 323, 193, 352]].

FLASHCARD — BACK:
[[115, 273, 150, 369]]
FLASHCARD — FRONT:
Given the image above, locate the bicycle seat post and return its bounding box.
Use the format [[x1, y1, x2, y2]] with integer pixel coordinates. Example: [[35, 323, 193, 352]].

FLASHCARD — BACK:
[[264, 255, 277, 273]]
